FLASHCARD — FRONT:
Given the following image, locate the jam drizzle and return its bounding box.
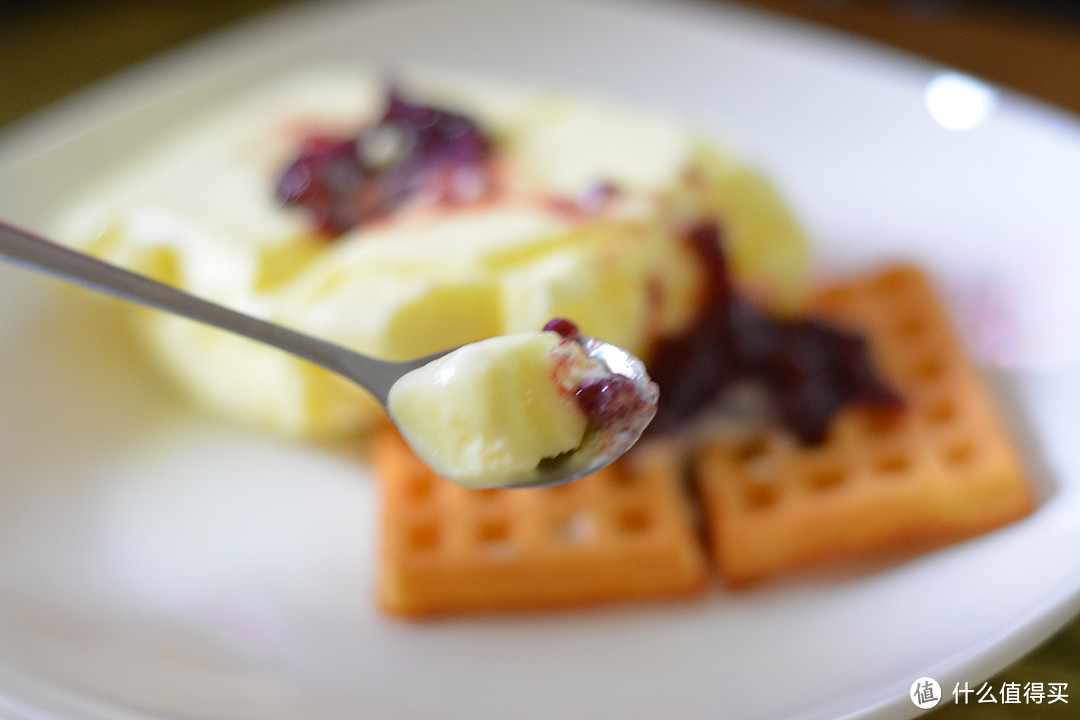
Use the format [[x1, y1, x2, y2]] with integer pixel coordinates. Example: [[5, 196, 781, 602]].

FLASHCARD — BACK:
[[275, 89, 493, 236], [544, 318, 657, 440], [646, 222, 901, 443]]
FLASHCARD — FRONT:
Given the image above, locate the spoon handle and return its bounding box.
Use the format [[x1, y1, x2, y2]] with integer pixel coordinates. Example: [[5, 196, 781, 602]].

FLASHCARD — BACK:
[[0, 220, 401, 403]]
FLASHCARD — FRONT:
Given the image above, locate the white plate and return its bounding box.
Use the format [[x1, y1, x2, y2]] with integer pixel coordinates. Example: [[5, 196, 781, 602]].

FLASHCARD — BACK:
[[1, 1, 1079, 719]]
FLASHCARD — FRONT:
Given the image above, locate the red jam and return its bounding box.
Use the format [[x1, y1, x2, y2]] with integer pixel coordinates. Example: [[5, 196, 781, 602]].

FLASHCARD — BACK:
[[275, 89, 493, 236], [544, 318, 656, 438], [646, 222, 901, 443]]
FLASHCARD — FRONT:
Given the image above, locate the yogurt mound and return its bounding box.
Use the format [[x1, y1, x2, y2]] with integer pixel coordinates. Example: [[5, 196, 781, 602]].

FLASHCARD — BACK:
[[388, 327, 657, 489], [52, 67, 809, 438]]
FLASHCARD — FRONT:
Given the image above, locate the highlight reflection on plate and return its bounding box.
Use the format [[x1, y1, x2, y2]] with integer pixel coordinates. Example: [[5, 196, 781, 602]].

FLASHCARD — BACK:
[[0, 2, 1078, 719], [923, 71, 998, 132]]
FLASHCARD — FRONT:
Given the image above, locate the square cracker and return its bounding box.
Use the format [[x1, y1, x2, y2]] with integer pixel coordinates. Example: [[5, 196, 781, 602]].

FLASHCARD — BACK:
[[375, 429, 707, 617], [694, 266, 1034, 585]]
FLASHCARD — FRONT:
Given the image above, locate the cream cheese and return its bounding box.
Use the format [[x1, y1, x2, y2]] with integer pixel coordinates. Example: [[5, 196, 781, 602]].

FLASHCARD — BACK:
[[387, 332, 592, 488], [51, 67, 809, 438]]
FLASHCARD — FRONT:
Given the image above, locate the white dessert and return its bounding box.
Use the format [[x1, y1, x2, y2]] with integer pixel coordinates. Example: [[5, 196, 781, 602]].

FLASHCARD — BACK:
[[52, 67, 808, 438], [388, 331, 623, 487]]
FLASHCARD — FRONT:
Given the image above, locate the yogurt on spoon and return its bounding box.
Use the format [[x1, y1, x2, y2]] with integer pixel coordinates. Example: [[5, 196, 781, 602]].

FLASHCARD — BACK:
[[388, 319, 659, 489]]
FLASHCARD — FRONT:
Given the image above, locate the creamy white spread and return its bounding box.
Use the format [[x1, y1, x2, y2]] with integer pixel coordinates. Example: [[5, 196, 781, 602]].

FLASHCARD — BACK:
[[387, 332, 596, 488], [52, 67, 809, 438]]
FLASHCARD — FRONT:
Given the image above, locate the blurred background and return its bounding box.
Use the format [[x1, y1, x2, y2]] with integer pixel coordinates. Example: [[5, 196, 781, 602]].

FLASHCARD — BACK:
[[1, 0, 1078, 129], [0, 1, 1077, 719]]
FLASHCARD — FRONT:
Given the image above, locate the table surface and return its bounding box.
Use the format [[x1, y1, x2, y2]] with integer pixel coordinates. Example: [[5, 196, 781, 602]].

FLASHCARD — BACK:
[[1, 1, 1077, 718]]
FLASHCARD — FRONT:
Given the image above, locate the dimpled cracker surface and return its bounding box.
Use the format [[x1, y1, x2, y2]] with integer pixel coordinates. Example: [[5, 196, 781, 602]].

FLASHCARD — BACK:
[[375, 429, 707, 617], [696, 266, 1033, 585]]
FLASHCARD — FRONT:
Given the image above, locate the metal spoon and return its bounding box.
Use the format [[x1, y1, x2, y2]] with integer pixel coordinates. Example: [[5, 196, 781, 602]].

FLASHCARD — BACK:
[[0, 220, 656, 488]]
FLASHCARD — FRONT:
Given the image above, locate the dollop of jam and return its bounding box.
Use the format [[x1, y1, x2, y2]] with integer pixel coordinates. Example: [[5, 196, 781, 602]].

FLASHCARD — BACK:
[[544, 318, 657, 439], [646, 222, 901, 443], [275, 90, 493, 236]]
